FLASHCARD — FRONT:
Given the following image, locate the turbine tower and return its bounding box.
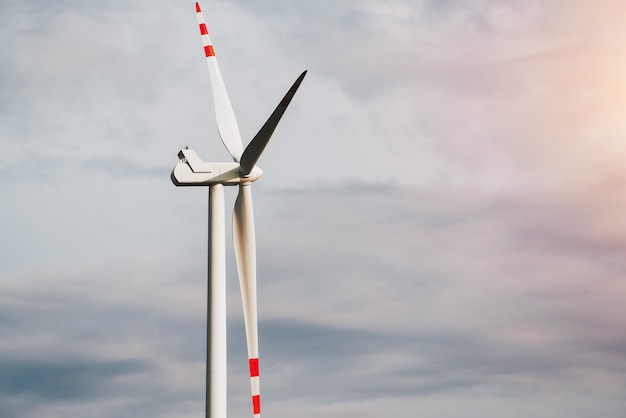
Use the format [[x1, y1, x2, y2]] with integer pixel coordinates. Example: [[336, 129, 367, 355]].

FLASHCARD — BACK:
[[171, 3, 306, 418]]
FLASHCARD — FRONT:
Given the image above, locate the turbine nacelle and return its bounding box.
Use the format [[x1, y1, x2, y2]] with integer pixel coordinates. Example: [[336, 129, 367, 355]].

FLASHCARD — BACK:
[[171, 148, 263, 186]]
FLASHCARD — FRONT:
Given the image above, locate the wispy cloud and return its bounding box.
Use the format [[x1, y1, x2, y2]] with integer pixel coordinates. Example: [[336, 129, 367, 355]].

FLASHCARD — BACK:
[[2, 0, 626, 417]]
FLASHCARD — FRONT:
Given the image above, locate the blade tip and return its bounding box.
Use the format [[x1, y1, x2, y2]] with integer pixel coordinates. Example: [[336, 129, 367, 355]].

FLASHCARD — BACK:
[[196, 2, 201, 12]]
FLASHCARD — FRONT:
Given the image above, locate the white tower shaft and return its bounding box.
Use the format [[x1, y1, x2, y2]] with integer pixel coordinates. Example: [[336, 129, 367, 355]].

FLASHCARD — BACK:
[[207, 184, 227, 418]]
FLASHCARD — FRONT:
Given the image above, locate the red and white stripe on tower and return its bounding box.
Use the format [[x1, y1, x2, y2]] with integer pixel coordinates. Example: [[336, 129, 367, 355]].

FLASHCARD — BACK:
[[249, 357, 261, 416], [196, 2, 215, 58]]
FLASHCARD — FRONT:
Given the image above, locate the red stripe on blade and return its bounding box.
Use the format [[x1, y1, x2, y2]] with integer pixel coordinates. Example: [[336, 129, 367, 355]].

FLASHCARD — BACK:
[[199, 23, 208, 35], [249, 358, 259, 377], [252, 395, 261, 414], [204, 45, 215, 57], [196, 2, 201, 13]]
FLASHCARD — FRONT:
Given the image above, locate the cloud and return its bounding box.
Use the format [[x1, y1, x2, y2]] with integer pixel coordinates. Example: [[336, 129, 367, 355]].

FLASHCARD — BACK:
[[252, 183, 626, 413], [2, 0, 626, 417], [0, 358, 152, 400], [2, 181, 626, 416]]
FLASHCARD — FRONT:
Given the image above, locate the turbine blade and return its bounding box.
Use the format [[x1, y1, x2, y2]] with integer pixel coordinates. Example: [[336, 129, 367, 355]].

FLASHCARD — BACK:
[[239, 70, 307, 176], [232, 183, 261, 417], [196, 2, 244, 161]]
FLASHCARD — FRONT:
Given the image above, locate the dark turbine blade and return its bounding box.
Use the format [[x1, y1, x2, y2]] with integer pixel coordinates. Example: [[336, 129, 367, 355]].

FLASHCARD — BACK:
[[239, 70, 307, 176]]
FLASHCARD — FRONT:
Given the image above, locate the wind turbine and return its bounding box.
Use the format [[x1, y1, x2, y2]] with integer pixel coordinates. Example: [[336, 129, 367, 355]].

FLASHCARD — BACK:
[[171, 3, 306, 418]]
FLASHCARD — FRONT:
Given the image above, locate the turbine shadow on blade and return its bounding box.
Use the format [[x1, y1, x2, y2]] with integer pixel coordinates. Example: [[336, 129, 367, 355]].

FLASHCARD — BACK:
[[240, 70, 308, 176], [171, 3, 307, 418]]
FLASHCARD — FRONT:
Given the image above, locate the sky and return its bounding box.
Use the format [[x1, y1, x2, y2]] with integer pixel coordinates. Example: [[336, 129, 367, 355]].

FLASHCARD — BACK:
[[1, 0, 626, 417]]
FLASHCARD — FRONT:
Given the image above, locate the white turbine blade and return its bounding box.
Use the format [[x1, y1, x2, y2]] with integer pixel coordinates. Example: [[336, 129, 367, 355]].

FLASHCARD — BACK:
[[240, 71, 307, 176], [232, 183, 261, 417], [196, 2, 244, 161]]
